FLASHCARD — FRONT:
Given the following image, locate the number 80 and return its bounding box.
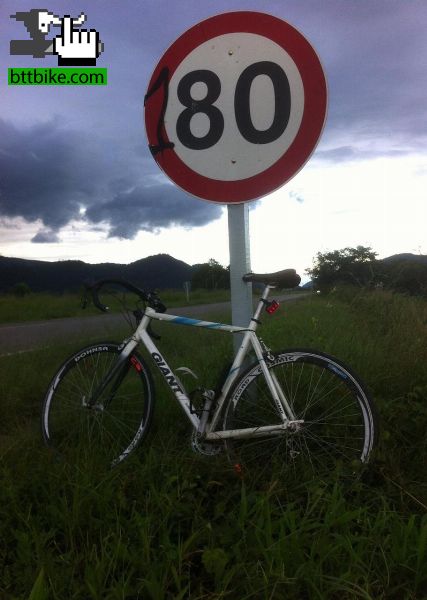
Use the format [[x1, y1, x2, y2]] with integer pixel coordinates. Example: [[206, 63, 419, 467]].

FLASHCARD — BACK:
[[175, 60, 291, 150]]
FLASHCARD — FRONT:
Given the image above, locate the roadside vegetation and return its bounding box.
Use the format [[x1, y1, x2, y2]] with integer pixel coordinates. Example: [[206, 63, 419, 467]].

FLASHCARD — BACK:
[[1, 287, 426, 598], [0, 258, 233, 324], [308, 245, 427, 298], [0, 288, 231, 325]]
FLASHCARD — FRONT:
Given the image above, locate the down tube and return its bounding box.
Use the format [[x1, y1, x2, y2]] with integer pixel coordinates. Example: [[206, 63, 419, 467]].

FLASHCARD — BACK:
[[138, 328, 200, 429]]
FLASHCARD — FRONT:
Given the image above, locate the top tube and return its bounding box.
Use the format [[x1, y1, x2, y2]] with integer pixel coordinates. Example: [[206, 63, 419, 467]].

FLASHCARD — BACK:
[[141, 284, 276, 334], [143, 307, 246, 333]]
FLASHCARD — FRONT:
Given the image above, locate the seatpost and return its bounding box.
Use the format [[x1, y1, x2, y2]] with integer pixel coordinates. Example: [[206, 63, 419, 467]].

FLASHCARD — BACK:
[[252, 285, 274, 326], [229, 284, 273, 376]]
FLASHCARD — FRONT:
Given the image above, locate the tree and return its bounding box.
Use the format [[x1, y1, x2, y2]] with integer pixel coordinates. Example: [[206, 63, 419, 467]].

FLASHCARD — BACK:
[[379, 260, 427, 297], [307, 246, 378, 291], [191, 259, 230, 290]]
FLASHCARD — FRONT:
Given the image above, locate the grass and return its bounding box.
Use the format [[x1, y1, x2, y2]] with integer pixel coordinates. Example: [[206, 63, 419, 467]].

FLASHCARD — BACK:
[[0, 289, 426, 598], [0, 289, 231, 324]]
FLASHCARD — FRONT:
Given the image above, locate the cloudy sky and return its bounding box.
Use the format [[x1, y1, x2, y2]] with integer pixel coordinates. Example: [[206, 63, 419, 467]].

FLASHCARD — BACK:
[[1, 0, 426, 280]]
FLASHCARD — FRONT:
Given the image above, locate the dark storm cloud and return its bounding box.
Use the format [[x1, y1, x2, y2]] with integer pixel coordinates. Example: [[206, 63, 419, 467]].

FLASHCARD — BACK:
[[0, 118, 222, 239], [0, 118, 105, 229], [31, 229, 60, 243], [86, 184, 222, 239]]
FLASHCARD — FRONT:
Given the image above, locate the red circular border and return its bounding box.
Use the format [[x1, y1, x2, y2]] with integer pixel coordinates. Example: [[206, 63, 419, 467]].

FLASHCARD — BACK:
[[144, 12, 327, 203]]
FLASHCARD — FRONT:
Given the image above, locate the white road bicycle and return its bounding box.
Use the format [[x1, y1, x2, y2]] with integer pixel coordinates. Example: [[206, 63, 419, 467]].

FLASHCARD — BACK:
[[42, 269, 378, 478]]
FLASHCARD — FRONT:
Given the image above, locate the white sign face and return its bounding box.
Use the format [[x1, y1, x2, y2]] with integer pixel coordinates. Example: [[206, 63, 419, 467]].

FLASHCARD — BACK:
[[145, 12, 327, 203], [164, 33, 304, 182]]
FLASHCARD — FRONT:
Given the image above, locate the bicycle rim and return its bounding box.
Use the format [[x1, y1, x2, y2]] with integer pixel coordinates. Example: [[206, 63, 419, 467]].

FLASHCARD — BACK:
[[42, 343, 153, 467], [223, 350, 377, 481]]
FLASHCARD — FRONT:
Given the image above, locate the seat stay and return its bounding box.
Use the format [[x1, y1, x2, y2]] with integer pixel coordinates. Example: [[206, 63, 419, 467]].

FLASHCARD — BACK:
[[247, 334, 292, 424], [270, 370, 298, 421]]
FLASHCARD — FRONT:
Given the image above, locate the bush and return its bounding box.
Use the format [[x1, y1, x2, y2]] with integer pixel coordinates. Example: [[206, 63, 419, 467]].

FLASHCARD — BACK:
[[11, 282, 31, 297], [307, 246, 377, 292], [192, 259, 230, 290]]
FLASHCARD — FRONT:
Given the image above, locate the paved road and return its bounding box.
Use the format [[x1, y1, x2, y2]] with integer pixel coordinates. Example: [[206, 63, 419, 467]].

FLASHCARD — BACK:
[[0, 294, 308, 357]]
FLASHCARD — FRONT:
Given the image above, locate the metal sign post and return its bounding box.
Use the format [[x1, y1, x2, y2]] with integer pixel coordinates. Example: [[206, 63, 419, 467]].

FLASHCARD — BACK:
[[228, 203, 252, 351]]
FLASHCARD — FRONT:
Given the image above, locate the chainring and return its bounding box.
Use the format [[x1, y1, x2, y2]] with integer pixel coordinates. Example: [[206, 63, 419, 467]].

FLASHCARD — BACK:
[[191, 430, 223, 456]]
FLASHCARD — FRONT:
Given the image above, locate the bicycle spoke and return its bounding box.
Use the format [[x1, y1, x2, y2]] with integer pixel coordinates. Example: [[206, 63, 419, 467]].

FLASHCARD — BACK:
[[224, 350, 376, 481], [42, 344, 153, 467]]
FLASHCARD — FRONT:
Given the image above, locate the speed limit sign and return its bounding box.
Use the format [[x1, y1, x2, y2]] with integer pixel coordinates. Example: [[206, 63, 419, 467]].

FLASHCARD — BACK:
[[144, 11, 327, 203]]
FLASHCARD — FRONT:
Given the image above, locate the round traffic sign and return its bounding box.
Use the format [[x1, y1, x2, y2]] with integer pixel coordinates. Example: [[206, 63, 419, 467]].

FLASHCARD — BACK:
[[144, 11, 327, 203]]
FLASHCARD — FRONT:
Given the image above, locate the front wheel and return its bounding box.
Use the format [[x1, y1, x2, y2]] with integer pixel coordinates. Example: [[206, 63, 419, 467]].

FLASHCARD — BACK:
[[42, 342, 155, 467], [223, 349, 378, 480]]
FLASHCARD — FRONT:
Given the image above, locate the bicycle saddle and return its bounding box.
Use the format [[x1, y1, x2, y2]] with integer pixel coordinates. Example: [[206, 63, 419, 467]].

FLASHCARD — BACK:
[[243, 269, 301, 288]]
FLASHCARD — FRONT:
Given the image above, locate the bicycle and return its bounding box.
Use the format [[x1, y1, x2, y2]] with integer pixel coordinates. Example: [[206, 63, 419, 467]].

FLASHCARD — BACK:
[[41, 269, 378, 479]]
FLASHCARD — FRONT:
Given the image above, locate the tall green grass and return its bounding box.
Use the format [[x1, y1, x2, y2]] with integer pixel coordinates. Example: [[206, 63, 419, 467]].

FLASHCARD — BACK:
[[0, 289, 426, 598], [0, 289, 231, 324]]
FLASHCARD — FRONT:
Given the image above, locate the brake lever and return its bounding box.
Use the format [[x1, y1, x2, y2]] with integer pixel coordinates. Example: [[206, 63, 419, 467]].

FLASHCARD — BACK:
[[155, 300, 167, 314], [146, 291, 167, 314]]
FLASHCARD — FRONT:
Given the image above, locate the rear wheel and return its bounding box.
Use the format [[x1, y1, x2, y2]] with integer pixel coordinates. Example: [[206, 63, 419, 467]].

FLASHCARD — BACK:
[[42, 342, 154, 467], [223, 349, 378, 480]]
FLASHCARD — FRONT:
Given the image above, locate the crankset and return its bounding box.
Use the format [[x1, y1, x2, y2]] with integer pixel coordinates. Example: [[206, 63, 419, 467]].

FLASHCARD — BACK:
[[191, 431, 223, 456]]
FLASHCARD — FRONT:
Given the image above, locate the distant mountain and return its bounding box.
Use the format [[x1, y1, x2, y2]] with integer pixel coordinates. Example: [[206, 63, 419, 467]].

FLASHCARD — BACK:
[[2, 251, 425, 294], [380, 253, 427, 265], [0, 254, 193, 293]]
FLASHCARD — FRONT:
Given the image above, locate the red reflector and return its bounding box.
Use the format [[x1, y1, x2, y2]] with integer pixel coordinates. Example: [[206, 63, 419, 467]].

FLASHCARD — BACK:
[[266, 300, 280, 314], [131, 356, 142, 372]]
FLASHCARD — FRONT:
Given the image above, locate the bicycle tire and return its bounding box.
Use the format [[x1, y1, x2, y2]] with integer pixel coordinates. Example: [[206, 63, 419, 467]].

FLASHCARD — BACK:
[[41, 342, 154, 467], [223, 349, 378, 480]]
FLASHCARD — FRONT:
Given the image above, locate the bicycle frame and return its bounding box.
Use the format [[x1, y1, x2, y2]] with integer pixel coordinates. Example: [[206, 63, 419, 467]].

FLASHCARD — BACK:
[[117, 285, 299, 442]]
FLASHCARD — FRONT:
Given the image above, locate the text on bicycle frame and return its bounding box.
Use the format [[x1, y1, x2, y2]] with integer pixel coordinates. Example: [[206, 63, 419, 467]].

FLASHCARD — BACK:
[[151, 352, 183, 393]]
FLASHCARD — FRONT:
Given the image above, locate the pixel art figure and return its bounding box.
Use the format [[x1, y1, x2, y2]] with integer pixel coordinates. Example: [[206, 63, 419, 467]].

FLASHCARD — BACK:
[[10, 9, 103, 65]]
